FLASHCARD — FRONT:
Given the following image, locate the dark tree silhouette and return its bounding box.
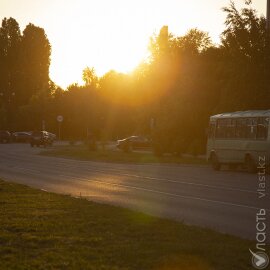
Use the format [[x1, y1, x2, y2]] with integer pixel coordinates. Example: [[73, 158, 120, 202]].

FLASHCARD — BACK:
[[0, 17, 21, 129], [19, 23, 51, 106]]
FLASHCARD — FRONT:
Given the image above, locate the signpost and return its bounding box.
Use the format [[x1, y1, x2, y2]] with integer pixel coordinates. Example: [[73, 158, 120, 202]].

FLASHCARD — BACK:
[[57, 115, 63, 141]]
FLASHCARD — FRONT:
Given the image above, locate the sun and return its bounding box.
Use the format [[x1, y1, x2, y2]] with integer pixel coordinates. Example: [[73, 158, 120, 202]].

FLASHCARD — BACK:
[[47, 0, 193, 89], [50, 32, 149, 88], [91, 26, 150, 76], [49, 2, 150, 88]]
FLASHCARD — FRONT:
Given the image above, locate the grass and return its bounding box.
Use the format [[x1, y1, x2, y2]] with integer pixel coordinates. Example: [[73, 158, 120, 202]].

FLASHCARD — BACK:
[[40, 144, 207, 165], [0, 179, 257, 270]]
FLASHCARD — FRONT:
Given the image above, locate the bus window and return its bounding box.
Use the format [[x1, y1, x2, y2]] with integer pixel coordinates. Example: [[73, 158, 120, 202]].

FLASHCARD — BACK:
[[246, 118, 257, 139], [236, 118, 247, 139], [208, 122, 216, 138], [257, 118, 268, 140], [216, 119, 236, 139], [216, 119, 227, 138], [226, 119, 236, 138]]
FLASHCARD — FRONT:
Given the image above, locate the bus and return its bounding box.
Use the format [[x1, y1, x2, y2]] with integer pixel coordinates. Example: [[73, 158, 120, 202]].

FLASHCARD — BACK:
[[207, 110, 270, 172]]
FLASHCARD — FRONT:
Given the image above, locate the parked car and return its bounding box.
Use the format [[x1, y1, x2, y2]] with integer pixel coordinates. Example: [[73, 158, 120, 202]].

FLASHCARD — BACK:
[[0, 130, 11, 143], [12, 131, 31, 143], [30, 131, 51, 147], [117, 136, 151, 152]]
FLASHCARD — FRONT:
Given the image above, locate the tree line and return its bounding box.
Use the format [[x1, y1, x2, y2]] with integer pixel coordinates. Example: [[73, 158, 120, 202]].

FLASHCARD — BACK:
[[0, 1, 269, 155]]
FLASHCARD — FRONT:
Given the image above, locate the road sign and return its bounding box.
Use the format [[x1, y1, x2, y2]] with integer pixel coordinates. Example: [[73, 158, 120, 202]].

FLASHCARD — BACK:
[[57, 115, 63, 122]]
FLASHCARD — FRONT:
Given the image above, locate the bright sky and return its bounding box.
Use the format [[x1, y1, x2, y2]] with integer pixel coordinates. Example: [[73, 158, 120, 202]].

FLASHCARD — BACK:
[[0, 0, 267, 88]]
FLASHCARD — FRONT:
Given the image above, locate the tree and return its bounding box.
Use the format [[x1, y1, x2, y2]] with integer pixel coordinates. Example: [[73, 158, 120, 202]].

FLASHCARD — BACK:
[[145, 27, 215, 155], [0, 17, 21, 129], [221, 0, 266, 59], [0, 18, 52, 130], [175, 28, 212, 54], [0, 17, 21, 88], [19, 23, 51, 106], [220, 0, 269, 109], [82, 66, 98, 87]]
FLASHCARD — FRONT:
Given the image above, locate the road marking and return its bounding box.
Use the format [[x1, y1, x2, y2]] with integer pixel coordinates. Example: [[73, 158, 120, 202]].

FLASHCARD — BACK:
[[14, 167, 42, 174], [6, 149, 261, 195], [60, 174, 269, 211], [10, 162, 259, 195], [81, 167, 259, 194], [119, 173, 258, 194], [1, 161, 265, 197]]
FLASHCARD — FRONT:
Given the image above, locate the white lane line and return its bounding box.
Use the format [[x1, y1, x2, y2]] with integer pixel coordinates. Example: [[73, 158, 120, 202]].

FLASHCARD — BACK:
[[59, 174, 269, 211], [13, 155, 260, 195], [116, 173, 258, 194], [5, 162, 260, 194], [13, 167, 42, 174], [1, 165, 267, 211], [76, 167, 259, 194]]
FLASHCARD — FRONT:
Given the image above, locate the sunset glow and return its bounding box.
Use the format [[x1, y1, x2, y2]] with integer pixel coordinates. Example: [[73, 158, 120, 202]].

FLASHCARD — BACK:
[[0, 0, 266, 88]]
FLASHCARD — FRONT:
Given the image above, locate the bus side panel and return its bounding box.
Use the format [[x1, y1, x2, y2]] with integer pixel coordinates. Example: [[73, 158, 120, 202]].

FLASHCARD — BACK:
[[244, 140, 269, 164], [214, 139, 244, 164]]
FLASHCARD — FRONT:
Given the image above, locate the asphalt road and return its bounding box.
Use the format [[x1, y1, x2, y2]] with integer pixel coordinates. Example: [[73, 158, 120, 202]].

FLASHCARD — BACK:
[[0, 143, 269, 240]]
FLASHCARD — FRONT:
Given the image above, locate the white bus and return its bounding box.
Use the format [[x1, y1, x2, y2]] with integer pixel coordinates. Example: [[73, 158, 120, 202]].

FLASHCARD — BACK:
[[207, 110, 270, 172]]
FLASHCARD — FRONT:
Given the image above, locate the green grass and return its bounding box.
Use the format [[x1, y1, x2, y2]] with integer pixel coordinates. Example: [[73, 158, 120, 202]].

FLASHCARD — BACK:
[[0, 179, 257, 270], [40, 144, 207, 165]]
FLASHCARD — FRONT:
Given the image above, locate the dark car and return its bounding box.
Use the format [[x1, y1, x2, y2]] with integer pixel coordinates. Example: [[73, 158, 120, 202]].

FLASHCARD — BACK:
[[0, 130, 11, 143], [117, 136, 151, 152], [30, 131, 50, 147], [12, 131, 31, 143]]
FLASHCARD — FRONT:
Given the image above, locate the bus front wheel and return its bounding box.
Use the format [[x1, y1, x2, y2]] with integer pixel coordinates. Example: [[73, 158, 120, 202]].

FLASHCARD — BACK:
[[211, 153, 221, 171]]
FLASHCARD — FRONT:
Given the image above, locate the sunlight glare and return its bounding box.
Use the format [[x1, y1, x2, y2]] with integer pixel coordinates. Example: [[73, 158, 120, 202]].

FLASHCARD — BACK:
[[46, 0, 266, 88], [49, 0, 158, 88]]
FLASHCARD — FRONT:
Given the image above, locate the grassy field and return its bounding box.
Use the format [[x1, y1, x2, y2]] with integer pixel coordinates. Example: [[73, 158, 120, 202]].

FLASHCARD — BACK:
[[40, 144, 207, 165], [0, 179, 256, 270]]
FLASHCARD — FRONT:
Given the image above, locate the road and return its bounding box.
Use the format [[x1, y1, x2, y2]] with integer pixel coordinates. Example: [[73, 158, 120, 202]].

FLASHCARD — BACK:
[[0, 143, 269, 240]]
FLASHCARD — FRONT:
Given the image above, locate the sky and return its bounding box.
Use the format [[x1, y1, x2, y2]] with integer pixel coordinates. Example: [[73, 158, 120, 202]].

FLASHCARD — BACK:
[[0, 0, 267, 88]]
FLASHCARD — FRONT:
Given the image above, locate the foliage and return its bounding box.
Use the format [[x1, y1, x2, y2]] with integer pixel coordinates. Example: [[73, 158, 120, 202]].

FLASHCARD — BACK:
[[0, 1, 268, 154], [82, 66, 98, 87], [0, 18, 51, 130], [219, 0, 269, 110]]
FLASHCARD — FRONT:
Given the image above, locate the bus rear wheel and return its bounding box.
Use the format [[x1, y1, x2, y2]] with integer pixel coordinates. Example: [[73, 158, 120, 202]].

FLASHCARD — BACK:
[[245, 155, 257, 173], [211, 153, 221, 171]]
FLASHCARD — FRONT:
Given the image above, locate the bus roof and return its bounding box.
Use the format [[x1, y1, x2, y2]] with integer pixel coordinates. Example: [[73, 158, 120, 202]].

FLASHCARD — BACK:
[[210, 110, 270, 120]]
